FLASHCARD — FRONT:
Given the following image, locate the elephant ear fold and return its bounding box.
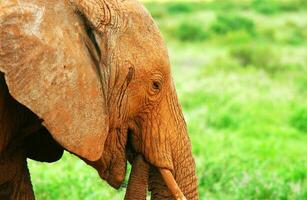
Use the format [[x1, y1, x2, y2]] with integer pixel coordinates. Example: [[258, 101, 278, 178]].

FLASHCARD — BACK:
[[0, 1, 108, 161]]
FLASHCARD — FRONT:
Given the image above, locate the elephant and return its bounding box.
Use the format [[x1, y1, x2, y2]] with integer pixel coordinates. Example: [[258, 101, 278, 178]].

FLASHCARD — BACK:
[[0, 0, 198, 199]]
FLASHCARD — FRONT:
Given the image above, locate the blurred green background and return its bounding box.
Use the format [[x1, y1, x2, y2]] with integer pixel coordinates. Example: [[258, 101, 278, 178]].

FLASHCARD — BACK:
[[28, 0, 307, 199]]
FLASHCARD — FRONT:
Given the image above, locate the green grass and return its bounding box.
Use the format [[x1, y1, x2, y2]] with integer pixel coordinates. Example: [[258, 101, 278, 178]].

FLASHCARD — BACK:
[[28, 0, 307, 199]]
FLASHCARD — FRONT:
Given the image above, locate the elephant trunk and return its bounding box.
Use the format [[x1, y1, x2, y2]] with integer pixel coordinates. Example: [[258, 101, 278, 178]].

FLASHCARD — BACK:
[[149, 127, 198, 200], [124, 155, 149, 200], [172, 132, 198, 199]]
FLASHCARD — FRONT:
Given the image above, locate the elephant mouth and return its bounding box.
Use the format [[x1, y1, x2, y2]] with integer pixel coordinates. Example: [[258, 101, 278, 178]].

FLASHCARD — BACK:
[[90, 127, 187, 199], [124, 156, 186, 199], [123, 130, 187, 200]]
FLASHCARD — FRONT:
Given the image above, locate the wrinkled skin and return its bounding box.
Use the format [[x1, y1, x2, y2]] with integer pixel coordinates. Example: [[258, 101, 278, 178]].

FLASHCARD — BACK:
[[0, 0, 198, 199]]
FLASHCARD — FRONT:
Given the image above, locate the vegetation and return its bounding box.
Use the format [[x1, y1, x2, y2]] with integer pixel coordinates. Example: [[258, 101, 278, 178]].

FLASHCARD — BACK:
[[29, 0, 307, 199]]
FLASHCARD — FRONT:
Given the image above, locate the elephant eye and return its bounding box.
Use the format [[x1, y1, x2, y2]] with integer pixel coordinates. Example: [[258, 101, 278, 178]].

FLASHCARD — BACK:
[[149, 73, 163, 95], [152, 81, 161, 90], [151, 80, 162, 94]]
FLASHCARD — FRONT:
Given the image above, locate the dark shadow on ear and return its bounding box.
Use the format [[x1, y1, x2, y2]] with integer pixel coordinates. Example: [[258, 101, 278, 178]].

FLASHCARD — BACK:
[[25, 127, 64, 163]]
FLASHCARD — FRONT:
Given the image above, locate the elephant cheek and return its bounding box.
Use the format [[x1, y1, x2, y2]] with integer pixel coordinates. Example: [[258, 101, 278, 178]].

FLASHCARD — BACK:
[[128, 118, 173, 171], [140, 125, 174, 172], [101, 155, 127, 189], [87, 128, 128, 189]]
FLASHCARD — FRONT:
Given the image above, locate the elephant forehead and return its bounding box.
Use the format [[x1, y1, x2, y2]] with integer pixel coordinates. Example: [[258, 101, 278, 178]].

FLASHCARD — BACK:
[[114, 35, 171, 77]]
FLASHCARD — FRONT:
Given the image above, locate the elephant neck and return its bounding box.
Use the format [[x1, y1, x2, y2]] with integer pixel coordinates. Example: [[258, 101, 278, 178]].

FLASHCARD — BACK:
[[0, 149, 35, 200]]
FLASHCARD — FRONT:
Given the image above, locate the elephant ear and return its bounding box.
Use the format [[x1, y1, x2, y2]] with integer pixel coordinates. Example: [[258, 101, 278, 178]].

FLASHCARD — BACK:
[[0, 1, 108, 161]]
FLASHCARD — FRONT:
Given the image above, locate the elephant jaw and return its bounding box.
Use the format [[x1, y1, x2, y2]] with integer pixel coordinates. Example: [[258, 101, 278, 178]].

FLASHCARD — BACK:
[[87, 127, 189, 199], [84, 127, 128, 189], [90, 148, 186, 199], [93, 151, 186, 200]]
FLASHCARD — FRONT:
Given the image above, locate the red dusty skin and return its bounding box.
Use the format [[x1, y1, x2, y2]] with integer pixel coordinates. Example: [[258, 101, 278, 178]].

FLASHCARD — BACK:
[[124, 155, 150, 200]]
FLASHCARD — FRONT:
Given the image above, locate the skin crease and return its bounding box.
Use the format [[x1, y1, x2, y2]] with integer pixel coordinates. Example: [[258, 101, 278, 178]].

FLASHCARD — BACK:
[[0, 0, 198, 199], [124, 155, 149, 200]]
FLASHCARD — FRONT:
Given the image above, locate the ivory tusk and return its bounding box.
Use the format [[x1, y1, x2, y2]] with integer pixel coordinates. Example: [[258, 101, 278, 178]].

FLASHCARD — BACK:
[[159, 168, 187, 200]]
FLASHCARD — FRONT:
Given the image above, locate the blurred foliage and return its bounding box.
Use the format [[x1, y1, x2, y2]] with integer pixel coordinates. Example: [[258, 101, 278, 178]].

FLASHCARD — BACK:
[[145, 0, 307, 45], [210, 14, 255, 35], [229, 45, 284, 72], [251, 0, 281, 15], [145, 0, 307, 17], [29, 0, 307, 199], [251, 0, 307, 14], [172, 21, 209, 42], [290, 106, 307, 133]]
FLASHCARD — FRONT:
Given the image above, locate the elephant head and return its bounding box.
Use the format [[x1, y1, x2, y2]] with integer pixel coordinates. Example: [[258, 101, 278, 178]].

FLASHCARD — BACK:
[[0, 0, 198, 199], [71, 0, 199, 198]]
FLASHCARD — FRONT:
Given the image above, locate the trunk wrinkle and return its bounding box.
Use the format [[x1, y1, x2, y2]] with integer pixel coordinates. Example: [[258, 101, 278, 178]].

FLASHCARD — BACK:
[[125, 155, 149, 200]]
